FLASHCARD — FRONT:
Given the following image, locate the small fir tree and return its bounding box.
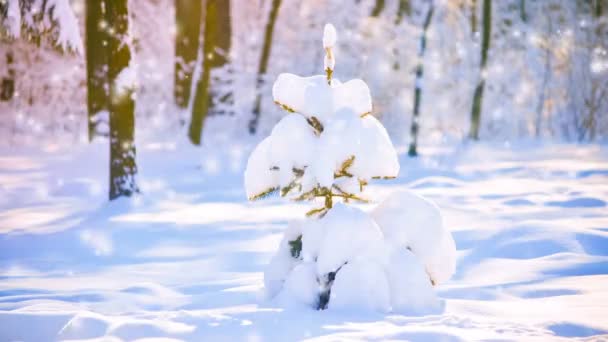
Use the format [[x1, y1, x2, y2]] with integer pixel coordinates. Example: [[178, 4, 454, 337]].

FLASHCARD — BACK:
[[244, 25, 456, 313]]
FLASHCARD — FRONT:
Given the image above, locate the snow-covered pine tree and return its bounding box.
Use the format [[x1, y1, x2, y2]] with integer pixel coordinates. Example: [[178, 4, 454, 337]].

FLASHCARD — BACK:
[[0, 0, 82, 108], [245, 24, 456, 313], [0, 0, 82, 53]]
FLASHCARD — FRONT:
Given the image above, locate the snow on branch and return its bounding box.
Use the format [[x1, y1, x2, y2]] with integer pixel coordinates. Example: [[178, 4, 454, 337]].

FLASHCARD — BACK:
[[1, 0, 83, 54]]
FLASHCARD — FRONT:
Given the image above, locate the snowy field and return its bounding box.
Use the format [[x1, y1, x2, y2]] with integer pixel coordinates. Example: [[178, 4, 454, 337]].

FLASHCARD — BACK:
[[0, 141, 607, 341]]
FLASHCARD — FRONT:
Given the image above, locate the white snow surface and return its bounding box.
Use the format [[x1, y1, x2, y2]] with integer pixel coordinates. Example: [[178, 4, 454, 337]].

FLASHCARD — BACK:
[[279, 262, 319, 308], [329, 259, 391, 312], [386, 247, 442, 315], [1, 142, 608, 341], [316, 203, 384, 276], [373, 190, 457, 285]]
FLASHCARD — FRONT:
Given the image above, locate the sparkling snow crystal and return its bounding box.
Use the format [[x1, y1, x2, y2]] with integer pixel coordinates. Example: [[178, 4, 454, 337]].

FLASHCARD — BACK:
[[248, 24, 456, 313]]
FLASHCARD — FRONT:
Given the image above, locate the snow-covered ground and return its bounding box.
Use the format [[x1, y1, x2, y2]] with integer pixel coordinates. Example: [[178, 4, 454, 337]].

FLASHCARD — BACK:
[[0, 141, 607, 341]]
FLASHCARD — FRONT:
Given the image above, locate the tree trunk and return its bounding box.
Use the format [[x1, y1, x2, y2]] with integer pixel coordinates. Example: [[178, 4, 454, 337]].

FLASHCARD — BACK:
[[188, 0, 231, 145], [0, 52, 15, 102], [248, 0, 282, 134], [535, 14, 552, 137], [470, 0, 477, 36], [408, 2, 434, 157], [370, 0, 385, 17], [395, 0, 410, 24], [520, 0, 527, 22], [85, 0, 108, 141], [107, 0, 138, 200], [174, 0, 202, 108], [469, 0, 491, 140]]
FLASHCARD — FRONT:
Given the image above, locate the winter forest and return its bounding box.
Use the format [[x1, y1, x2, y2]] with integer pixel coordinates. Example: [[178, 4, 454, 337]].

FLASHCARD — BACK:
[[1, 0, 608, 341]]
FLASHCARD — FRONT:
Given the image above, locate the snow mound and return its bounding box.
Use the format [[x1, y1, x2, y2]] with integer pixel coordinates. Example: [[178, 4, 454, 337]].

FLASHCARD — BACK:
[[372, 190, 457, 285], [264, 200, 452, 313], [329, 259, 390, 312], [386, 246, 442, 314], [263, 220, 303, 298], [316, 203, 384, 276], [279, 262, 319, 308]]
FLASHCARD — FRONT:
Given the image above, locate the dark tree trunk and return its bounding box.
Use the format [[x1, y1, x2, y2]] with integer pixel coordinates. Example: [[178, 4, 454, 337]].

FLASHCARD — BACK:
[[107, 0, 138, 200], [470, 0, 477, 36], [520, 0, 527, 22], [370, 0, 385, 17], [0, 52, 15, 102], [248, 0, 282, 134], [174, 0, 203, 108], [408, 2, 434, 157], [85, 0, 108, 141], [469, 0, 491, 140], [188, 0, 231, 145], [395, 0, 410, 24]]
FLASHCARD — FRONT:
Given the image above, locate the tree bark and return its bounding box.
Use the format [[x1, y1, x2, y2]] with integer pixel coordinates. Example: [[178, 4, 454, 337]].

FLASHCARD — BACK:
[[535, 13, 552, 137], [408, 2, 434, 157], [0, 52, 15, 102], [85, 0, 108, 141], [107, 0, 138, 200], [174, 0, 203, 108], [188, 0, 231, 145], [469, 0, 491, 140], [248, 0, 282, 134], [395, 0, 410, 24], [370, 0, 385, 17], [470, 0, 477, 36]]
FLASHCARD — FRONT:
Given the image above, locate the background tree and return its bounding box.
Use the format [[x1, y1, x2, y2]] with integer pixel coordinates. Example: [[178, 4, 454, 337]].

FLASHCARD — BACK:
[[470, 0, 478, 36], [0, 0, 81, 105], [85, 0, 108, 141], [248, 0, 282, 134], [0, 52, 14, 101], [174, 0, 202, 109], [469, 0, 491, 140], [407, 1, 434, 157], [188, 0, 231, 145], [395, 0, 411, 24], [370, 0, 385, 17], [106, 0, 138, 200]]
